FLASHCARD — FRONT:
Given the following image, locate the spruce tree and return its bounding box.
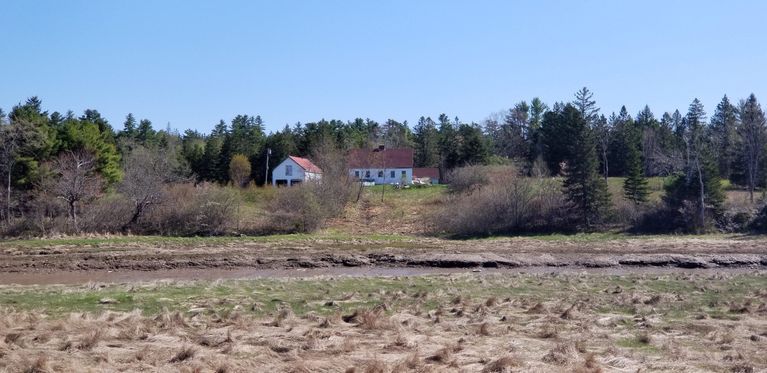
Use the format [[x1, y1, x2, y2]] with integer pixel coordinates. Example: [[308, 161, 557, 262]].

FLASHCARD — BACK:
[[413, 116, 439, 167], [122, 113, 137, 139], [736, 93, 766, 202], [710, 95, 739, 179], [558, 105, 610, 228], [623, 121, 649, 204]]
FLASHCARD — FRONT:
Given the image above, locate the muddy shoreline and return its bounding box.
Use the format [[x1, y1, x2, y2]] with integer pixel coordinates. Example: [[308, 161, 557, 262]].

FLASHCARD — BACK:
[[2, 236, 766, 284]]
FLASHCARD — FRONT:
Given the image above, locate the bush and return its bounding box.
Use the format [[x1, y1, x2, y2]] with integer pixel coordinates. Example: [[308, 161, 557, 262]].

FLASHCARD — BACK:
[[748, 204, 767, 233], [143, 184, 239, 236], [445, 165, 489, 194], [431, 171, 572, 237], [267, 184, 324, 233]]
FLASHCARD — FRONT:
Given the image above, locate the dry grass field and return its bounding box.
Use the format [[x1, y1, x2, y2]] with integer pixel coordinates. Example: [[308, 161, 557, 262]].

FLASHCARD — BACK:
[[2, 272, 767, 372]]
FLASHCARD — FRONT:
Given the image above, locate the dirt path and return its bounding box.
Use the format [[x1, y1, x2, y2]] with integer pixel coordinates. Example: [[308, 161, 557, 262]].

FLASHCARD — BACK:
[[1, 235, 766, 285]]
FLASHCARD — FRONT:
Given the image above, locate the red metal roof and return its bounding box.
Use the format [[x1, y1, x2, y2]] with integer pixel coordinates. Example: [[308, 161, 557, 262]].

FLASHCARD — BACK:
[[347, 148, 414, 168], [288, 155, 322, 173], [413, 167, 440, 180]]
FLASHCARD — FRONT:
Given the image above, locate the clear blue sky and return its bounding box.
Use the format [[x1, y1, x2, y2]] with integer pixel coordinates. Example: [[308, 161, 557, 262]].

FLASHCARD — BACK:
[[3, 0, 767, 133]]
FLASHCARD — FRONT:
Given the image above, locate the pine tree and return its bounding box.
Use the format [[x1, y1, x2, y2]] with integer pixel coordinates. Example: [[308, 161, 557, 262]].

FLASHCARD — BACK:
[[527, 97, 549, 164], [558, 105, 610, 227], [572, 87, 600, 126], [136, 119, 156, 145], [623, 121, 649, 204], [499, 101, 530, 159], [737, 93, 766, 202], [122, 113, 137, 139], [413, 116, 439, 167], [710, 95, 739, 179], [457, 123, 489, 165], [437, 114, 460, 170]]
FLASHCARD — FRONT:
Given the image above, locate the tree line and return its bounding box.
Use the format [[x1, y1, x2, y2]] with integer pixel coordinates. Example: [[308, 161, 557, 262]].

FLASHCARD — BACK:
[[1, 87, 766, 233]]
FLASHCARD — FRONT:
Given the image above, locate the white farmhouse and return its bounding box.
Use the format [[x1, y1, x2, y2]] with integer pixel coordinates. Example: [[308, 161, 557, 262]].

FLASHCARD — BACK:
[[348, 147, 414, 185], [271, 155, 322, 186]]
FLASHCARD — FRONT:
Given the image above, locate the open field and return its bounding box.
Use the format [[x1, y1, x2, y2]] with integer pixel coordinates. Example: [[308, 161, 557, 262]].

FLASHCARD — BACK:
[[2, 272, 767, 372]]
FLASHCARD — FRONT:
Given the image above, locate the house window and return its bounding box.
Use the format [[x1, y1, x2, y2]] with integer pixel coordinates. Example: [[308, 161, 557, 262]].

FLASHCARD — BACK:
[[390, 170, 395, 178], [285, 165, 292, 176], [378, 171, 384, 178], [365, 170, 370, 178], [355, 171, 360, 178], [401, 171, 406, 177]]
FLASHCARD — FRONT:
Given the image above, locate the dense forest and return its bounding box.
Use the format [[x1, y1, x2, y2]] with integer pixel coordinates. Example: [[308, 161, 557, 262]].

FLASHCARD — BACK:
[[2, 87, 767, 236]]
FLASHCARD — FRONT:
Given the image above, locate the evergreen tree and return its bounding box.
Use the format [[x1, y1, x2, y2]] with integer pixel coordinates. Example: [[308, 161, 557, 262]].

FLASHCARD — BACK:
[[58, 114, 122, 184], [413, 116, 439, 167], [541, 103, 569, 174], [623, 120, 649, 204], [607, 106, 634, 176], [122, 113, 137, 139], [710, 95, 739, 179], [499, 101, 529, 159], [527, 97, 548, 163], [457, 123, 489, 166], [437, 114, 460, 170], [558, 105, 610, 227], [181, 129, 206, 180], [572, 87, 600, 126], [736, 93, 766, 202], [136, 119, 156, 145]]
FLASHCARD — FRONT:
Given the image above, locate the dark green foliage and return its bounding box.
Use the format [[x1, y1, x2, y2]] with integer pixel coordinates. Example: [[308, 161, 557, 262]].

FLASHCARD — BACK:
[[606, 106, 633, 176], [735, 94, 766, 202], [710, 95, 739, 179], [622, 121, 649, 204], [57, 115, 122, 184], [413, 116, 439, 167], [554, 105, 611, 227], [457, 123, 490, 166], [438, 114, 461, 170]]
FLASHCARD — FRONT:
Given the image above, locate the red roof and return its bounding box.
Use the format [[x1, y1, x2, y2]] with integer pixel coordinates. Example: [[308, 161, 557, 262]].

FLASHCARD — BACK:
[[288, 155, 322, 173], [413, 167, 440, 180], [347, 148, 414, 168]]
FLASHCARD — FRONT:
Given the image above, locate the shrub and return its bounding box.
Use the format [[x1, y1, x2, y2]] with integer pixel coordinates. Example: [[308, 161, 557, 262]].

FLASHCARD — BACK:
[[267, 184, 324, 233], [748, 204, 767, 233], [445, 165, 489, 194], [432, 170, 572, 236], [142, 184, 239, 236]]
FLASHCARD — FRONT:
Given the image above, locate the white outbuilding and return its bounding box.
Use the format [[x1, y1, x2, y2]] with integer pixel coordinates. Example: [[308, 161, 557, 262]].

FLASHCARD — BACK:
[[271, 155, 322, 186]]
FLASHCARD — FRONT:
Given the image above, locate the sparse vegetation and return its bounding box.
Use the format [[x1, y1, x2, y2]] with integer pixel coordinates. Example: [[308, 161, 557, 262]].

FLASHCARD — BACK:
[[1, 272, 766, 371]]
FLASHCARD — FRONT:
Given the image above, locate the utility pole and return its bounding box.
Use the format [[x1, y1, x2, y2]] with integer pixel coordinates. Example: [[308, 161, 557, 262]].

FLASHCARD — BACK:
[[265, 148, 271, 186], [381, 147, 386, 202]]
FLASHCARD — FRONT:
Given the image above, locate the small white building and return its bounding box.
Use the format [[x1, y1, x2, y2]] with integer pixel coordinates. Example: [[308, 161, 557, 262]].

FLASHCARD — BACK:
[[272, 155, 322, 186]]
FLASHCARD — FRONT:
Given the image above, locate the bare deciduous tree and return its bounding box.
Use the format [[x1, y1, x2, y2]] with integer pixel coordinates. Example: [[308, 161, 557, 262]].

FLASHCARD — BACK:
[[593, 114, 611, 180], [53, 149, 103, 231], [119, 145, 182, 230]]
